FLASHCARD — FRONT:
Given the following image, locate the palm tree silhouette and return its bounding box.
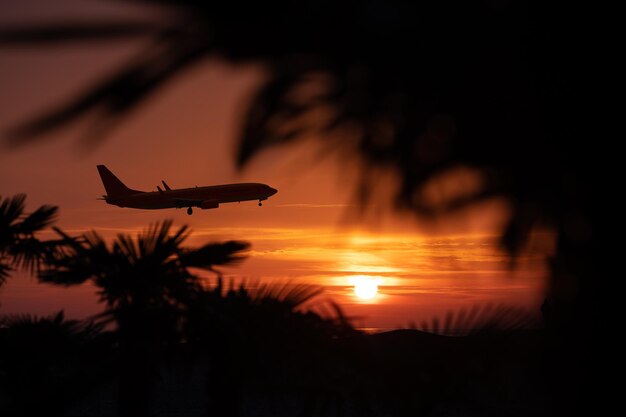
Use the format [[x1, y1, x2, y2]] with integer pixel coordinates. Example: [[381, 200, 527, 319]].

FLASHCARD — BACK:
[[39, 220, 249, 417], [184, 279, 355, 417], [0, 194, 59, 286]]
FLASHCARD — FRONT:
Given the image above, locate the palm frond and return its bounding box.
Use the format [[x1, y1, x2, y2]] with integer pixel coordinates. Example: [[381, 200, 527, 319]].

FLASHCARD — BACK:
[[37, 230, 105, 286], [178, 240, 249, 270], [255, 281, 324, 309], [16, 204, 58, 235], [0, 195, 61, 282], [8, 237, 53, 273], [0, 263, 11, 285], [415, 304, 541, 336], [0, 194, 26, 232]]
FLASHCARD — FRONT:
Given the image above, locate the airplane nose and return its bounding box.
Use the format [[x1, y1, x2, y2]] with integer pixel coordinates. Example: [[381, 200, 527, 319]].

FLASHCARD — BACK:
[[269, 187, 278, 196]]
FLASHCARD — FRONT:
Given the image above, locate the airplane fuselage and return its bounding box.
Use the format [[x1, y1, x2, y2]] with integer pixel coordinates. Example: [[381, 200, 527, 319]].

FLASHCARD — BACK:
[[96, 164, 277, 214], [105, 183, 277, 210]]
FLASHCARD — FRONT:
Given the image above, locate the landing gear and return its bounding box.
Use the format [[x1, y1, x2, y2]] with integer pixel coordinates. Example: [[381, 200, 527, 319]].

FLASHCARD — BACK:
[[258, 201, 263, 206], [187, 207, 193, 215]]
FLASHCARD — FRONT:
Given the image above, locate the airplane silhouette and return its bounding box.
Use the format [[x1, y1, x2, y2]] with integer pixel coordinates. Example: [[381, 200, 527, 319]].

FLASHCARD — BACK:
[[97, 165, 278, 215]]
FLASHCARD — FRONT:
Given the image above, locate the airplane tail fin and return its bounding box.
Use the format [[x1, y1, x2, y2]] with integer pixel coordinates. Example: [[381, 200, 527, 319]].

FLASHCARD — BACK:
[[97, 165, 135, 197]]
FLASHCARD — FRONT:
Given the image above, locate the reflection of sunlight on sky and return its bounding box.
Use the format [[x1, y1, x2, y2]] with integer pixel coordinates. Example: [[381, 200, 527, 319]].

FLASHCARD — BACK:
[[218, 228, 550, 327]]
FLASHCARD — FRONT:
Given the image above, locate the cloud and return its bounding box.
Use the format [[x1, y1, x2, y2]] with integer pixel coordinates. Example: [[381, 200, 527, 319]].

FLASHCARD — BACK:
[[32, 224, 548, 328]]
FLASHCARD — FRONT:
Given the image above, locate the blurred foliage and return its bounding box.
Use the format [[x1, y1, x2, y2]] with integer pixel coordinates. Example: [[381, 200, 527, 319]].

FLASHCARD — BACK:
[[0, 1, 589, 258]]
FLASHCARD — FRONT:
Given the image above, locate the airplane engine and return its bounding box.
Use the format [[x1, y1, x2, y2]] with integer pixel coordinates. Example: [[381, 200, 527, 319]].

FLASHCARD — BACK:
[[200, 200, 219, 210]]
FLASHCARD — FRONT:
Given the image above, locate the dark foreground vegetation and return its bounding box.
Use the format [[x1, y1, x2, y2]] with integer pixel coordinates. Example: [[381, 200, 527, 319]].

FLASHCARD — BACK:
[[2, 194, 550, 417], [1, 316, 548, 417]]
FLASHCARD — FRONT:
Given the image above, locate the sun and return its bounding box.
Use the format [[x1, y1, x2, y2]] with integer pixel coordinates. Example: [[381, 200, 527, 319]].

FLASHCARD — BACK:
[[352, 276, 379, 300]]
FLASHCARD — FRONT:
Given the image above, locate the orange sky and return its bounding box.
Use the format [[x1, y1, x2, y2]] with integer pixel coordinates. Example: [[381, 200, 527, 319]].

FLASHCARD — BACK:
[[0, 0, 550, 329]]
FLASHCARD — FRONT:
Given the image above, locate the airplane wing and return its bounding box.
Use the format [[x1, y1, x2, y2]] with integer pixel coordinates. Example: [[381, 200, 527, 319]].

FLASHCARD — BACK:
[[174, 199, 219, 209]]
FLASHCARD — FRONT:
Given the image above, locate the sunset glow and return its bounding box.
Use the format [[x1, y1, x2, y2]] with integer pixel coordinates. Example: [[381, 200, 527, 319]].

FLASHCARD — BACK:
[[351, 276, 380, 301], [0, 9, 551, 329], [0, 228, 550, 328]]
